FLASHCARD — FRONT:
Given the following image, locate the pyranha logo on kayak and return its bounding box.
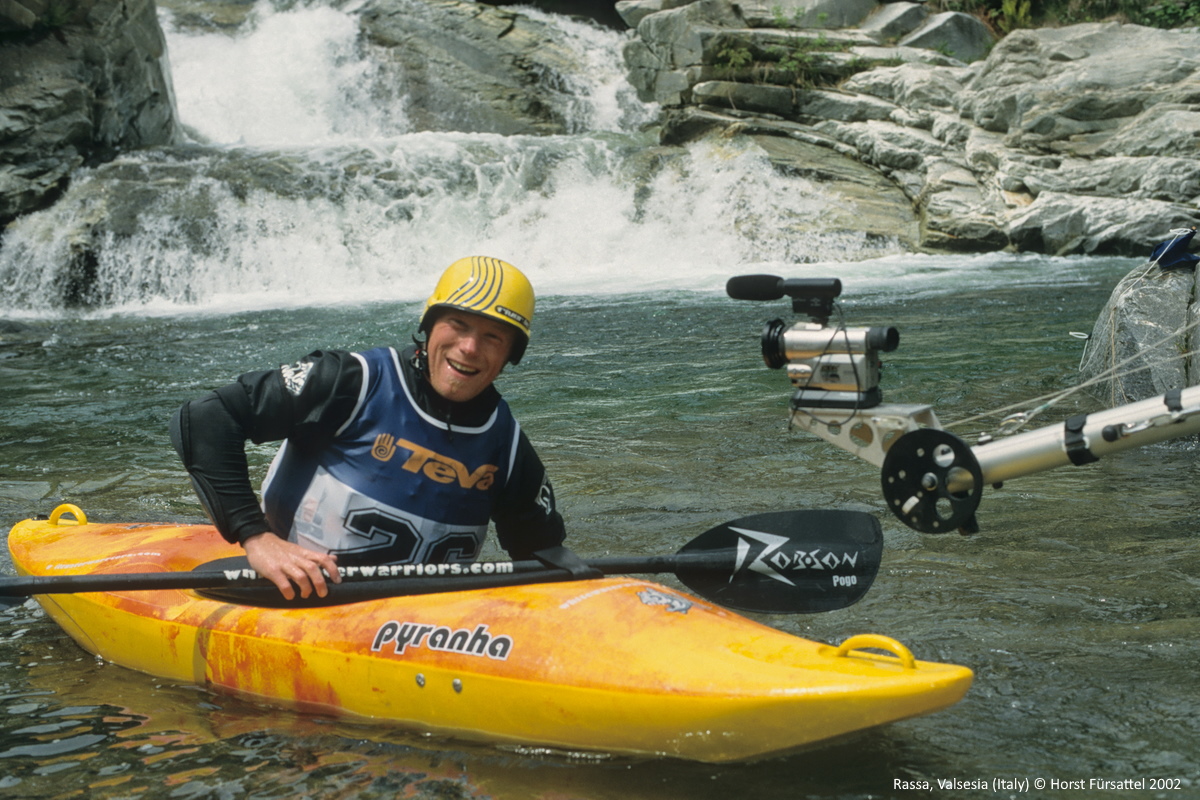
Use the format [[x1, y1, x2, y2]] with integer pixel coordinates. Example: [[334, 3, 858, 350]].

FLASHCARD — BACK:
[[730, 526, 859, 587], [371, 620, 513, 661]]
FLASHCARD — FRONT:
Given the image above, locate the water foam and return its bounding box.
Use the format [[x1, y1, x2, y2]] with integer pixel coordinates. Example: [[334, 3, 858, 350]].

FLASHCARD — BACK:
[[0, 2, 1129, 318], [163, 4, 411, 146]]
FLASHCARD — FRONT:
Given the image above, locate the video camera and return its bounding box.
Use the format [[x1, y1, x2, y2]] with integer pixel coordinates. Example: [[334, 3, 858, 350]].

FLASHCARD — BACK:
[[727, 273, 968, 534], [726, 275, 899, 410]]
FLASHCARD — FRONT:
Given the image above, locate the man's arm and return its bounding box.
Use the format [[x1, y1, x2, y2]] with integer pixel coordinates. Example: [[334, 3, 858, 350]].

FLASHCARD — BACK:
[[492, 429, 566, 560], [171, 350, 363, 597], [170, 382, 270, 544]]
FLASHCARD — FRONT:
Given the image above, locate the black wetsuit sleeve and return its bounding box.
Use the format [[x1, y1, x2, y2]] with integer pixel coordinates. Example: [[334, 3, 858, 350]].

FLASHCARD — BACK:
[[170, 350, 364, 544], [492, 429, 566, 559]]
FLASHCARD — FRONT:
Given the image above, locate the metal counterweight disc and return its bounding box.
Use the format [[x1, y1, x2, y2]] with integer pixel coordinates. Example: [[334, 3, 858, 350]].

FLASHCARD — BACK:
[[880, 429, 983, 534]]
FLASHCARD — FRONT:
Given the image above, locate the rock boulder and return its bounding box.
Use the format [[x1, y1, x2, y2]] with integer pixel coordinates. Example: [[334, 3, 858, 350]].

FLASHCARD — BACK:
[[1080, 254, 1200, 405], [358, 0, 590, 135], [622, 2, 1200, 254], [0, 0, 179, 228]]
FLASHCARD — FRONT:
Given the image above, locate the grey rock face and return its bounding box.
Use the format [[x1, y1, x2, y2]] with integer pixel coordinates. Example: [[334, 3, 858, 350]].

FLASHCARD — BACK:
[[0, 0, 180, 226], [358, 0, 587, 135], [7, 0, 1200, 261], [623, 5, 1200, 255]]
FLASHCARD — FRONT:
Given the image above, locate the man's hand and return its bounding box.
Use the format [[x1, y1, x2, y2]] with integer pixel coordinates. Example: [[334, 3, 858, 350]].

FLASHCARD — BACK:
[[242, 532, 340, 600]]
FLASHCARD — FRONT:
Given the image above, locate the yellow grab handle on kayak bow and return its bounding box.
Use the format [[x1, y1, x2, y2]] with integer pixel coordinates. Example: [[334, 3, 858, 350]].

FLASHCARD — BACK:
[[835, 634, 916, 669], [48, 504, 88, 526]]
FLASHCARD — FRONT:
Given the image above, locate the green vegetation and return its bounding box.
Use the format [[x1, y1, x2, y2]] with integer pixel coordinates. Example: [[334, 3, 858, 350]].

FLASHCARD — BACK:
[[756, 0, 1200, 31], [929, 0, 1200, 30], [712, 27, 861, 88], [762, 33, 835, 86], [998, 0, 1034, 32], [716, 43, 754, 75], [710, 0, 1199, 89]]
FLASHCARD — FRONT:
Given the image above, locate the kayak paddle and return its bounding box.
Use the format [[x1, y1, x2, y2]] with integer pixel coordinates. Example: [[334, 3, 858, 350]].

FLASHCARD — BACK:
[[1, 510, 881, 614]]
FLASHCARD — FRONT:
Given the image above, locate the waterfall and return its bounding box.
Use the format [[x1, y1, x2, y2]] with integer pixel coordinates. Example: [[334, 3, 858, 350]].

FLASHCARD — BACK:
[[166, 4, 414, 147], [0, 1, 904, 317]]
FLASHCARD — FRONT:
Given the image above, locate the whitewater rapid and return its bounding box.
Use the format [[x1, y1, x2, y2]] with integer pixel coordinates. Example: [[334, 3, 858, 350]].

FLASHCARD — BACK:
[[0, 2, 1133, 317]]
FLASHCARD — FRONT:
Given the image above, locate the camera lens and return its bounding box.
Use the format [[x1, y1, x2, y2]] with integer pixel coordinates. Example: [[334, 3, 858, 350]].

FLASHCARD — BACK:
[[866, 326, 900, 353], [761, 319, 789, 369]]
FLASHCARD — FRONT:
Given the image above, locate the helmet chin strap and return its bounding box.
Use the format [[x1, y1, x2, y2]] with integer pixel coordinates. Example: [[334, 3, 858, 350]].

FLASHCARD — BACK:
[[410, 332, 429, 375]]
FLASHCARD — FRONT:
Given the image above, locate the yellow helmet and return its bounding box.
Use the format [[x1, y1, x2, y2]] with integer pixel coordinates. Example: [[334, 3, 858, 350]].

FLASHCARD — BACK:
[[420, 256, 535, 364]]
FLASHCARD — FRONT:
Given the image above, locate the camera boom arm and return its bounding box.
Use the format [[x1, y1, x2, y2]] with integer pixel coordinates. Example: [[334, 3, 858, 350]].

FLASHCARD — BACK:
[[729, 275, 1200, 534]]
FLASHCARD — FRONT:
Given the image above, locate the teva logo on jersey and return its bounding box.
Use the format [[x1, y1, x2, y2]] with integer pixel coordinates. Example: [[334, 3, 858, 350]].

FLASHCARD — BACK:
[[371, 434, 498, 490], [731, 526, 859, 587], [371, 620, 513, 661]]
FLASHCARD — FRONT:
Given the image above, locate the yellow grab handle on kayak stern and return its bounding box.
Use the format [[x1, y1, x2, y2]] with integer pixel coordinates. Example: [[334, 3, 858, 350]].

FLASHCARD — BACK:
[[835, 634, 916, 670], [48, 504, 88, 527]]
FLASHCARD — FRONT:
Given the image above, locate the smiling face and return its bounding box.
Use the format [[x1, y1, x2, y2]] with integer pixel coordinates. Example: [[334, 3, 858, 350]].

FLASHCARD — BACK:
[[424, 310, 515, 403]]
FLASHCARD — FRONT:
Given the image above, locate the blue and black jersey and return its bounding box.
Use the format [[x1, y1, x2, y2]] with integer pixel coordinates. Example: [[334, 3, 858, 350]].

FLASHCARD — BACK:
[[172, 345, 564, 562]]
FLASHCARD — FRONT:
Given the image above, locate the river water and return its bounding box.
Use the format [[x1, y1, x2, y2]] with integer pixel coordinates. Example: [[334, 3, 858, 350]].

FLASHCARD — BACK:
[[1, 4, 1198, 798]]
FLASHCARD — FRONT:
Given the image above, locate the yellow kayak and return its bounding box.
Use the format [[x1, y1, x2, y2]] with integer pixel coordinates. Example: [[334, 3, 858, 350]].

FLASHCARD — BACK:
[[6, 505, 972, 762]]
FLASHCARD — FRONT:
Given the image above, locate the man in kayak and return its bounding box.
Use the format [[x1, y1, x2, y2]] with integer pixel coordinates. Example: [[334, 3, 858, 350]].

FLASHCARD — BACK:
[[171, 256, 565, 600]]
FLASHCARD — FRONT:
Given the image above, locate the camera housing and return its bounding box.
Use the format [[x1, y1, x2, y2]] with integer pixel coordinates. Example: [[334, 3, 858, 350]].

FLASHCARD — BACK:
[[728, 275, 898, 409]]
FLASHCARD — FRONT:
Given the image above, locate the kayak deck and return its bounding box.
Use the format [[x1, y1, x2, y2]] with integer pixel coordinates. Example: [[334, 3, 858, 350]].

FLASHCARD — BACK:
[[7, 509, 973, 762]]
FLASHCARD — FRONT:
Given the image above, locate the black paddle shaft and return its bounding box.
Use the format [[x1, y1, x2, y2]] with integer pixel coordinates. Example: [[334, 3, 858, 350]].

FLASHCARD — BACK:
[[3, 510, 882, 614]]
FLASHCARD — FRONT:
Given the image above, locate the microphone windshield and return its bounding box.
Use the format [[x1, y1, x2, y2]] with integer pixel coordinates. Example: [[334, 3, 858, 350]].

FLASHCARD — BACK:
[[726, 274, 784, 301]]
